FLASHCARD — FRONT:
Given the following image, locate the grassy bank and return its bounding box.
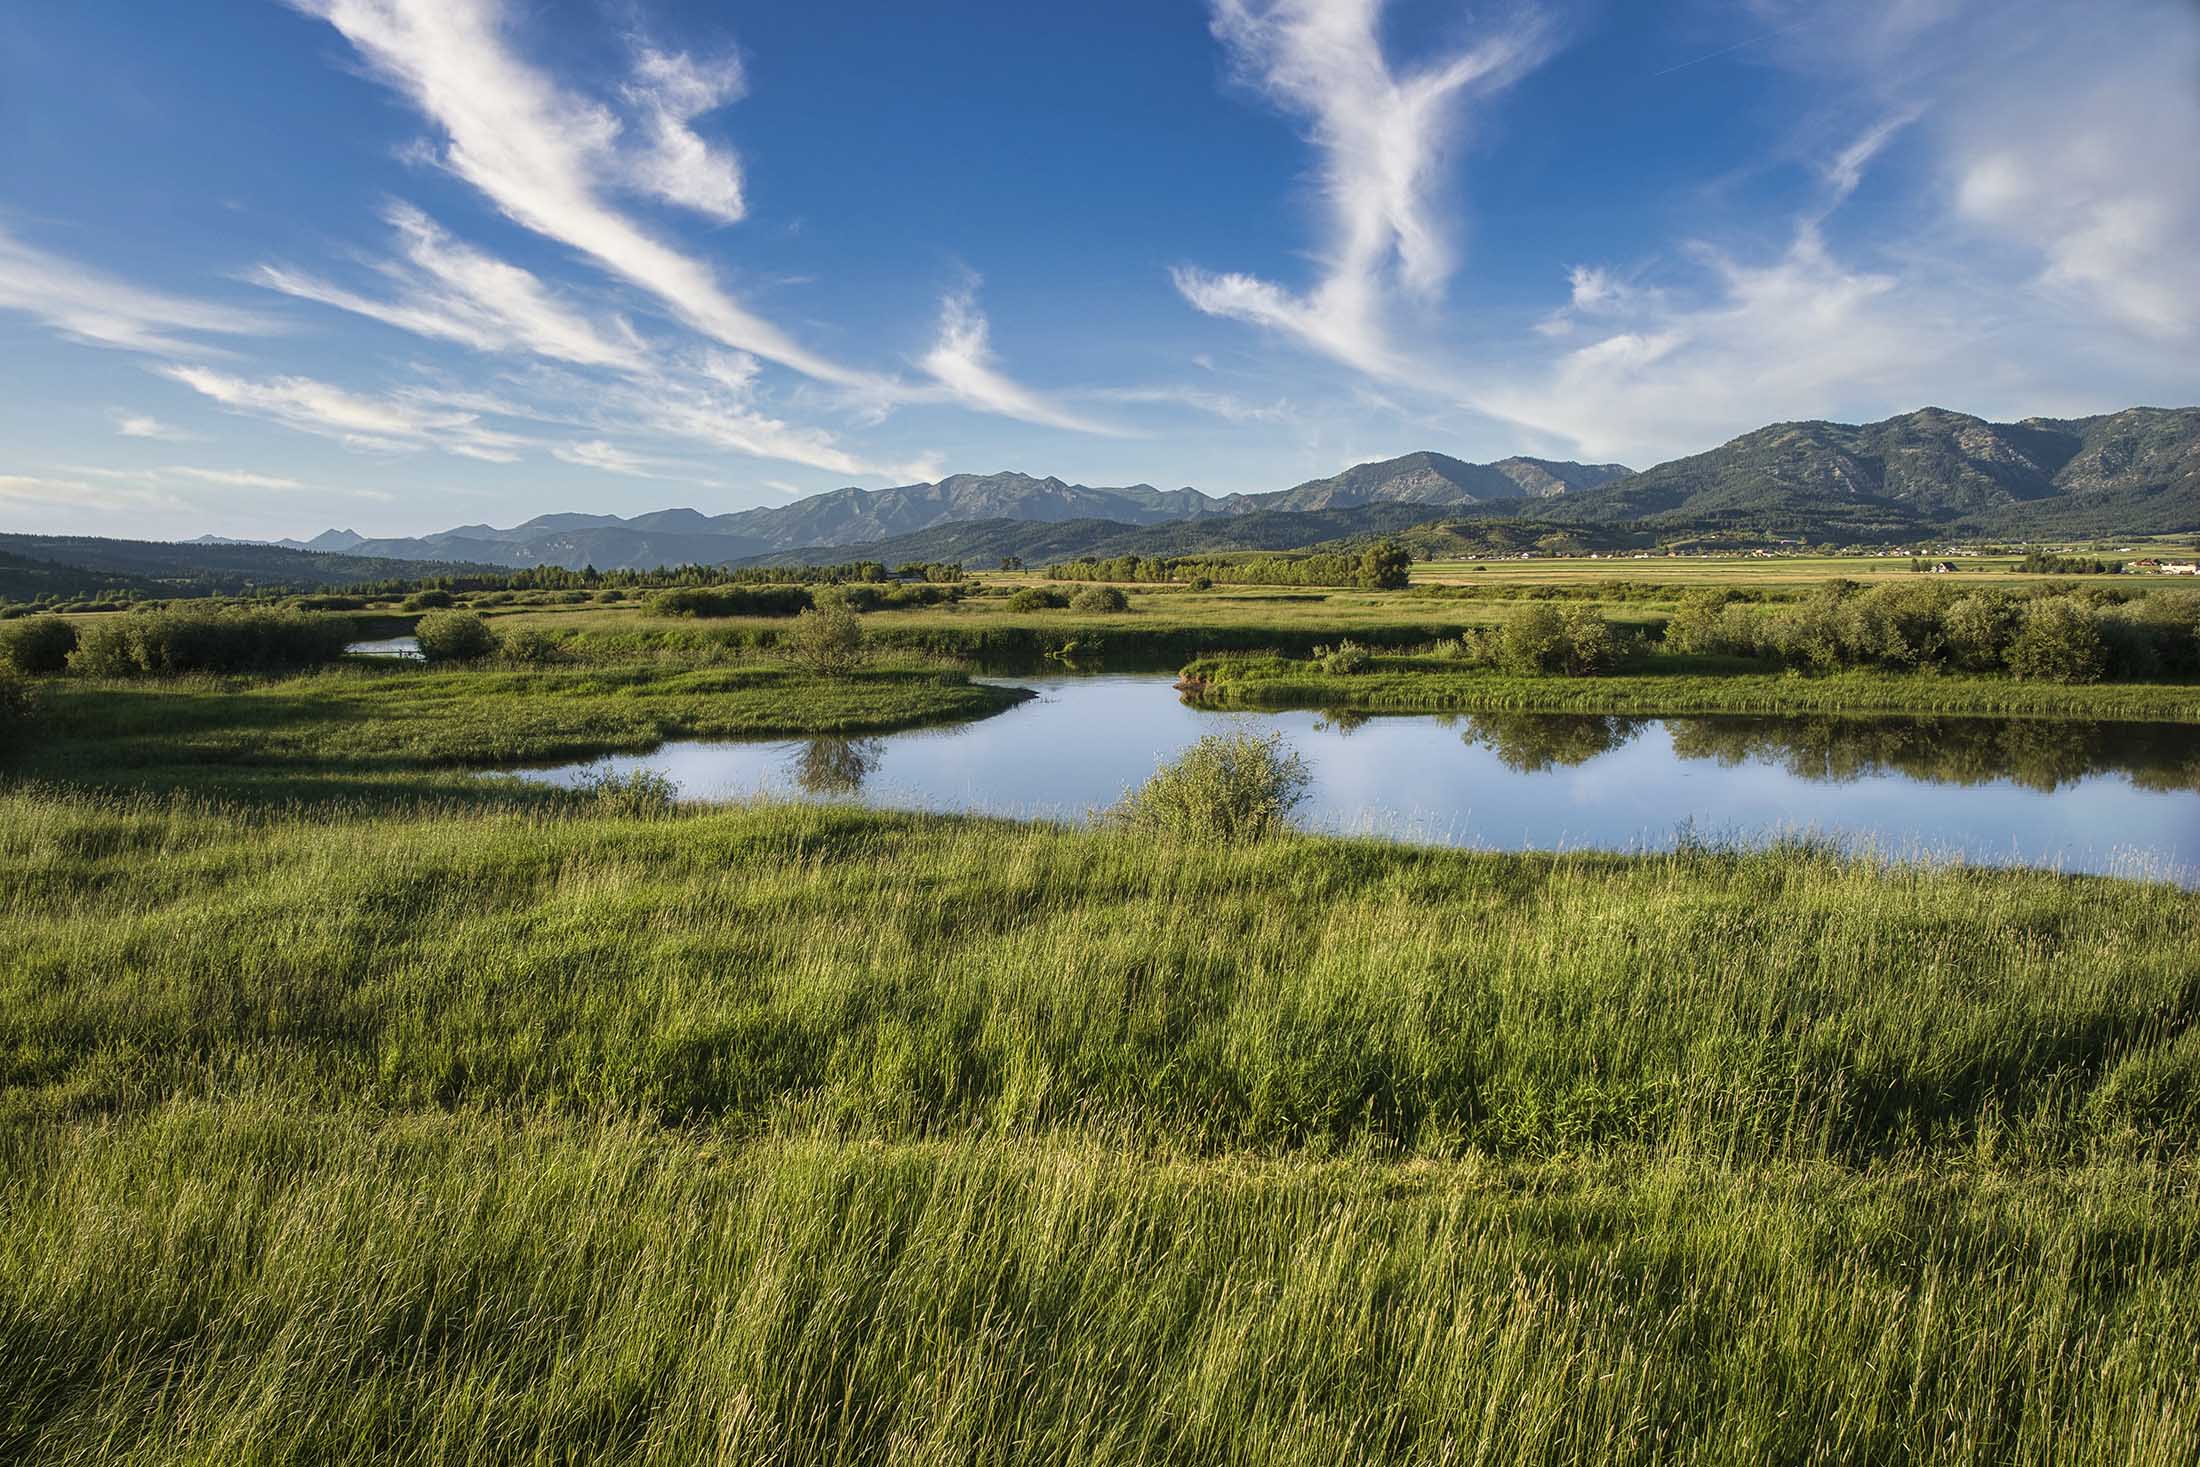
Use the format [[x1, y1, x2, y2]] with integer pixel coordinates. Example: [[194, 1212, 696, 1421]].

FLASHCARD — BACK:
[[2, 793, 2198, 1461], [5, 793, 2194, 1153], [1182, 652, 2200, 721], [6, 1111, 2195, 1465], [12, 661, 1025, 801]]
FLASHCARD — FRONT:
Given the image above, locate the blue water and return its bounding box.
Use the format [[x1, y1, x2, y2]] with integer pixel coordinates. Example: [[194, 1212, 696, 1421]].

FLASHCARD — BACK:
[[508, 674, 2200, 883]]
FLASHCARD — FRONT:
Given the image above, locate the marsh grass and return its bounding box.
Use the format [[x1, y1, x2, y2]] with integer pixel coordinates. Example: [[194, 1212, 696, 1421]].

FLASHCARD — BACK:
[[11, 661, 1026, 800], [1, 794, 2198, 1461], [1183, 654, 2200, 721]]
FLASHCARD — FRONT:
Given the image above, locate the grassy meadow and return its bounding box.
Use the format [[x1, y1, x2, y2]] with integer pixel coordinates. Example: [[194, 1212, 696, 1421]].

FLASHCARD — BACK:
[[2, 567, 2199, 1461], [3, 792, 2200, 1462]]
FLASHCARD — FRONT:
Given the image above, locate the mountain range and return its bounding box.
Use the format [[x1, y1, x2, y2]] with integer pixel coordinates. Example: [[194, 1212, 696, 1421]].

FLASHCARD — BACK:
[[131, 403, 2200, 573], [183, 454, 1631, 571]]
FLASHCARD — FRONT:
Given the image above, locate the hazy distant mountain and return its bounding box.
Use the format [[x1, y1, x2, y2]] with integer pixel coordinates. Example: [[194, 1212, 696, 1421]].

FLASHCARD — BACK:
[[173, 406, 2198, 573], [240, 459, 1632, 571], [1552, 406, 2200, 537], [1247, 452, 1630, 513]]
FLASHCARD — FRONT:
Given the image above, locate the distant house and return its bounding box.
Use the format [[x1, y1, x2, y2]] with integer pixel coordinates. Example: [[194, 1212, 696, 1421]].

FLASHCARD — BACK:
[[1930, 561, 1958, 573], [2129, 559, 2163, 570], [2164, 562, 2199, 575]]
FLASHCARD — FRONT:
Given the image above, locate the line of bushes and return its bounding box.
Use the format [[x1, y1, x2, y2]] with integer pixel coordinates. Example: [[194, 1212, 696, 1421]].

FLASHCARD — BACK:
[[645, 583, 967, 619], [1665, 582, 2200, 683], [1047, 542, 1411, 590], [66, 608, 359, 676]]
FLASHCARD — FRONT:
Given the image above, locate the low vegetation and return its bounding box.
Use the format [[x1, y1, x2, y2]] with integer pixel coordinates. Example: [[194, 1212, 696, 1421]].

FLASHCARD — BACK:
[[781, 597, 869, 676], [0, 617, 77, 675], [1103, 730, 1310, 843], [0, 666, 32, 755], [1665, 580, 2199, 682], [412, 608, 499, 663], [10, 661, 1023, 801], [0, 794, 2196, 1461], [66, 607, 356, 677], [1048, 540, 1413, 590], [4, 558, 2197, 1460]]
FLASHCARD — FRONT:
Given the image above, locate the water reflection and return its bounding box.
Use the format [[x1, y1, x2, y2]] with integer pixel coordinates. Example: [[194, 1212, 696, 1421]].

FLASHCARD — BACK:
[[791, 736, 884, 796], [506, 674, 2200, 881], [1661, 715, 2199, 793], [1456, 713, 1653, 772], [1398, 710, 2200, 792]]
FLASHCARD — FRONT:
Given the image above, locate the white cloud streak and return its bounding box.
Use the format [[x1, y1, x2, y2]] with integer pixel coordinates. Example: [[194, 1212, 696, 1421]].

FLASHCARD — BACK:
[[920, 288, 1121, 435], [289, 0, 875, 387], [112, 410, 196, 441], [0, 473, 186, 515], [1174, 0, 1550, 375], [623, 48, 748, 223], [0, 227, 274, 355], [160, 364, 532, 461], [253, 203, 648, 369]]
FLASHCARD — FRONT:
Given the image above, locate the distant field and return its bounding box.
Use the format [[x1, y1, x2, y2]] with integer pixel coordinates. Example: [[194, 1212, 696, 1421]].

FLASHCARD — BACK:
[[1412, 549, 2200, 589]]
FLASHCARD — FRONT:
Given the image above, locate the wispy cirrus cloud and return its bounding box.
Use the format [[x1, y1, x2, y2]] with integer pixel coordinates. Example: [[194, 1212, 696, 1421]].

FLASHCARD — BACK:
[[1087, 385, 1290, 424], [253, 203, 648, 369], [160, 364, 532, 461], [549, 438, 725, 485], [1174, 0, 1552, 377], [920, 287, 1122, 435], [0, 473, 186, 515], [0, 226, 275, 355], [111, 409, 198, 441], [287, 0, 877, 389], [623, 47, 749, 223]]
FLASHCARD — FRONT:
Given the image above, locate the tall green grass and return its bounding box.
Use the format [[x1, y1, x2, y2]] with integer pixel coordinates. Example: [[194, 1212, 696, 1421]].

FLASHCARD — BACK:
[[11, 662, 1025, 800], [9, 1110, 2192, 1465], [3, 793, 2192, 1156], [2, 767, 2197, 1459]]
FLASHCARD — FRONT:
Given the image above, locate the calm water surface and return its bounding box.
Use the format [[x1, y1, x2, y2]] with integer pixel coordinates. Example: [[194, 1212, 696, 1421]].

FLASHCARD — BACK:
[[346, 635, 422, 659], [511, 674, 2199, 880]]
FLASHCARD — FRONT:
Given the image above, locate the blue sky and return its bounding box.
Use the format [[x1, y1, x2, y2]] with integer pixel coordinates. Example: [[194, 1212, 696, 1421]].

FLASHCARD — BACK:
[[2, 0, 2196, 540]]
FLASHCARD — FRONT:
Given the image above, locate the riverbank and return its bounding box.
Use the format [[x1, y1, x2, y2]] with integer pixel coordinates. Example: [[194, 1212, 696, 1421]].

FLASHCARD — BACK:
[[1180, 652, 2200, 721], [11, 660, 1027, 801], [2, 791, 2196, 1461]]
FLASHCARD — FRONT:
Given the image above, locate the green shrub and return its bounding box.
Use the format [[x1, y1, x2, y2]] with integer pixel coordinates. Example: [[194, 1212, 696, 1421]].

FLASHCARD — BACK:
[[1498, 603, 1569, 674], [1316, 639, 1372, 674], [69, 608, 355, 676], [1661, 590, 1742, 656], [0, 616, 78, 674], [403, 590, 455, 611], [1005, 587, 1069, 613], [2007, 599, 2107, 683], [1556, 605, 1620, 675], [1069, 586, 1131, 614], [781, 599, 867, 676], [1105, 731, 1311, 844], [575, 766, 679, 818], [498, 627, 564, 665], [0, 666, 34, 755], [1357, 540, 1411, 590], [646, 586, 812, 618], [1944, 590, 2025, 671], [415, 610, 499, 664], [2130, 591, 2200, 676]]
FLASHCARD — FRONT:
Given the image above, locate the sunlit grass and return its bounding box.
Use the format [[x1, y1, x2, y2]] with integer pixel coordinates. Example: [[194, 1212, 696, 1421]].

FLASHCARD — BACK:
[[2, 792, 2198, 1461]]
